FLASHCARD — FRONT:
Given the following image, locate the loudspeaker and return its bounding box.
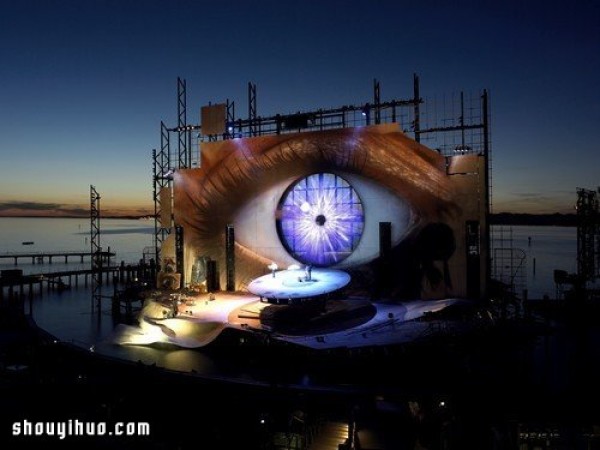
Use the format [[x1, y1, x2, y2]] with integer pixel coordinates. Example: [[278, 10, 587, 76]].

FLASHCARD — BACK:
[[225, 224, 235, 291], [206, 259, 219, 292], [175, 225, 184, 286], [379, 222, 392, 259], [466, 220, 481, 299]]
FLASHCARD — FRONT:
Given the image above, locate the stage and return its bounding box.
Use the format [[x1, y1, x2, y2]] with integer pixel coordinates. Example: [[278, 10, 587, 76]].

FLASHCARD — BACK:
[[247, 267, 351, 301], [110, 277, 478, 350]]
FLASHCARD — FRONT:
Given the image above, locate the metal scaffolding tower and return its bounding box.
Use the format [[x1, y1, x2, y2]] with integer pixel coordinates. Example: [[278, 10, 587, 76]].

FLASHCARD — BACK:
[[373, 78, 381, 125], [155, 75, 491, 161], [90, 185, 102, 310], [226, 99, 235, 138], [576, 187, 600, 284], [413, 74, 421, 143], [177, 77, 191, 168], [153, 147, 171, 268], [491, 226, 527, 298], [152, 75, 493, 293], [248, 82, 257, 137]]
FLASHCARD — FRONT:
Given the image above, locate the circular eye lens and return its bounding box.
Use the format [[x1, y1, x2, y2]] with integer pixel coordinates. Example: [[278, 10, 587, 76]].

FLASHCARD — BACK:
[[276, 173, 364, 266]]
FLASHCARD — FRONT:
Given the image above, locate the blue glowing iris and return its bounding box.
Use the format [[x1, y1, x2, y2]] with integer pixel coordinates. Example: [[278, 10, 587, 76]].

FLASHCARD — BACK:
[[276, 173, 364, 266]]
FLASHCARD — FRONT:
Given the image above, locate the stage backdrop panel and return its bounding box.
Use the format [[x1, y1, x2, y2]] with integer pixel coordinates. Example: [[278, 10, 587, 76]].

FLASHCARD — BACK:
[[173, 124, 488, 299]]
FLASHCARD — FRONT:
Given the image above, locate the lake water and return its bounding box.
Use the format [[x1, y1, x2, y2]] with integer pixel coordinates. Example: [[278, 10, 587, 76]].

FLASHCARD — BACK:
[[0, 217, 155, 274], [497, 225, 578, 299], [4, 217, 600, 446], [0, 217, 579, 299]]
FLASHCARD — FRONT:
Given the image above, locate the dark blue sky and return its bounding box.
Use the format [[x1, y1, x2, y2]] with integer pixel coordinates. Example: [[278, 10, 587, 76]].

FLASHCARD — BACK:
[[1, 0, 598, 215]]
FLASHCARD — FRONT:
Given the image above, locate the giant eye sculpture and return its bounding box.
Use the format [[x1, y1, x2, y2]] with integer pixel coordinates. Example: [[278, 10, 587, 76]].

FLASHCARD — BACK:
[[276, 173, 365, 266]]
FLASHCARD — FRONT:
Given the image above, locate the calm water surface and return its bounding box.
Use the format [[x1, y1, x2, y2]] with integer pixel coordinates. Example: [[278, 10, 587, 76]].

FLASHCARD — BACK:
[[505, 225, 577, 299], [0, 217, 154, 274], [1, 218, 578, 299], [4, 218, 599, 427]]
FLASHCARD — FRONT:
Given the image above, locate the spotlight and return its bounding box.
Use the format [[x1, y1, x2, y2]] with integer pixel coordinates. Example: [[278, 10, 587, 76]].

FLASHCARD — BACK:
[[267, 262, 278, 277], [454, 144, 472, 154], [161, 168, 175, 180], [361, 104, 370, 118], [300, 201, 311, 213]]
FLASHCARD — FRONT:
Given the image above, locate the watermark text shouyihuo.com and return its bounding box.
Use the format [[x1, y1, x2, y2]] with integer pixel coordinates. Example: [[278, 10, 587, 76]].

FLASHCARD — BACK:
[[12, 419, 150, 439]]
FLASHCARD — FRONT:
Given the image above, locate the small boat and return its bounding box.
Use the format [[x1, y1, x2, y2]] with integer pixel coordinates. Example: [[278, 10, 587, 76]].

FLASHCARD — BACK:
[[22, 241, 34, 245]]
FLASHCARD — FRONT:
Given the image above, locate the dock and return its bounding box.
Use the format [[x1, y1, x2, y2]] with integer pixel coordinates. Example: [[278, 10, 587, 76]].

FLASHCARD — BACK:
[[0, 250, 115, 265], [0, 259, 156, 307]]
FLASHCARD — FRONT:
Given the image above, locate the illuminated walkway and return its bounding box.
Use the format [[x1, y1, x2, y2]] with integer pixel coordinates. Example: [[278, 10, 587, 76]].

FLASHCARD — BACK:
[[309, 421, 350, 450]]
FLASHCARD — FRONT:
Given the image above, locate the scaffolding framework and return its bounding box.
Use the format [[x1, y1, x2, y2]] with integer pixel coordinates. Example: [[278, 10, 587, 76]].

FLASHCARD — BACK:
[[248, 82, 257, 137], [153, 147, 171, 268], [576, 187, 600, 283], [491, 226, 527, 298], [157, 75, 490, 161], [373, 79, 381, 125], [90, 185, 102, 310], [177, 77, 191, 169], [153, 75, 492, 291]]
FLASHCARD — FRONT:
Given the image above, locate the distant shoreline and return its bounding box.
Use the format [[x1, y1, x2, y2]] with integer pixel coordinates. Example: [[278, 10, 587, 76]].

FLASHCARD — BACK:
[[0, 213, 577, 226], [0, 215, 155, 220], [490, 213, 576, 227]]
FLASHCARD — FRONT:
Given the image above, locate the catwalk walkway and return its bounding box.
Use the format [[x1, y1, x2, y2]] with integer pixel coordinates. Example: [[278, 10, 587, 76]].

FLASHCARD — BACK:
[[0, 250, 114, 265], [308, 421, 350, 450]]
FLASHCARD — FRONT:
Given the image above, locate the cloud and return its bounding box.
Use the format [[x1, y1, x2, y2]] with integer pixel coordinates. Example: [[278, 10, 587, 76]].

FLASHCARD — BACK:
[[494, 190, 575, 214], [0, 201, 63, 212], [0, 201, 89, 217], [510, 192, 549, 200], [56, 207, 89, 216], [0, 200, 154, 217]]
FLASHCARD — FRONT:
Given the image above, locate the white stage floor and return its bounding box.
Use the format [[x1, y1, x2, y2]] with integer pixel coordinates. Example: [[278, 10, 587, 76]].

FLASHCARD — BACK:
[[110, 289, 471, 350], [247, 268, 351, 300]]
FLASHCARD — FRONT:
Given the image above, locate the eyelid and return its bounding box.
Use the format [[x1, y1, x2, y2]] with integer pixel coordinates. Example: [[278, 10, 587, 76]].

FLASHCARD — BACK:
[[234, 170, 414, 269]]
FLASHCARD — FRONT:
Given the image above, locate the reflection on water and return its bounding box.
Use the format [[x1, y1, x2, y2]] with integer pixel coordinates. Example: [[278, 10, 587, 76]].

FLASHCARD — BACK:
[[28, 282, 600, 407], [8, 219, 600, 448], [8, 219, 593, 389], [0, 217, 154, 274], [0, 217, 583, 300], [507, 225, 577, 299], [487, 225, 584, 299], [6, 219, 598, 393], [1, 218, 580, 299]]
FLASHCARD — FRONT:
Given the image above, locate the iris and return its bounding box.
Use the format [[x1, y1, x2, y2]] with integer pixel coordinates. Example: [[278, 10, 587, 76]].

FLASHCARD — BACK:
[[277, 173, 365, 266]]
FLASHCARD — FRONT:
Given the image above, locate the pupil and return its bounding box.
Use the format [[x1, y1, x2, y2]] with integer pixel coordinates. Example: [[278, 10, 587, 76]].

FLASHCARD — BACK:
[[315, 214, 326, 226]]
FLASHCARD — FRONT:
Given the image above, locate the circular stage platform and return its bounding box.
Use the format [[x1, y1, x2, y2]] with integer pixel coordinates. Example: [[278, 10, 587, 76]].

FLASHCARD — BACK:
[[247, 268, 351, 301]]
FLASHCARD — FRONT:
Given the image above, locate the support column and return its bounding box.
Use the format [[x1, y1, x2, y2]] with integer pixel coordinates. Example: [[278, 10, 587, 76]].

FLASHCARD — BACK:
[[225, 224, 235, 292], [175, 225, 185, 287]]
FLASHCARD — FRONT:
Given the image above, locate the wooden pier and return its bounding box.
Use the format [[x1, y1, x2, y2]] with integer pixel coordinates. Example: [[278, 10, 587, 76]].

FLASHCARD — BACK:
[[0, 250, 115, 265], [0, 259, 156, 307]]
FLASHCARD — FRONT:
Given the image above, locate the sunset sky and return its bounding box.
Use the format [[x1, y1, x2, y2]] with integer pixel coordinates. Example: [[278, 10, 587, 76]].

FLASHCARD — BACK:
[[0, 0, 598, 217]]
